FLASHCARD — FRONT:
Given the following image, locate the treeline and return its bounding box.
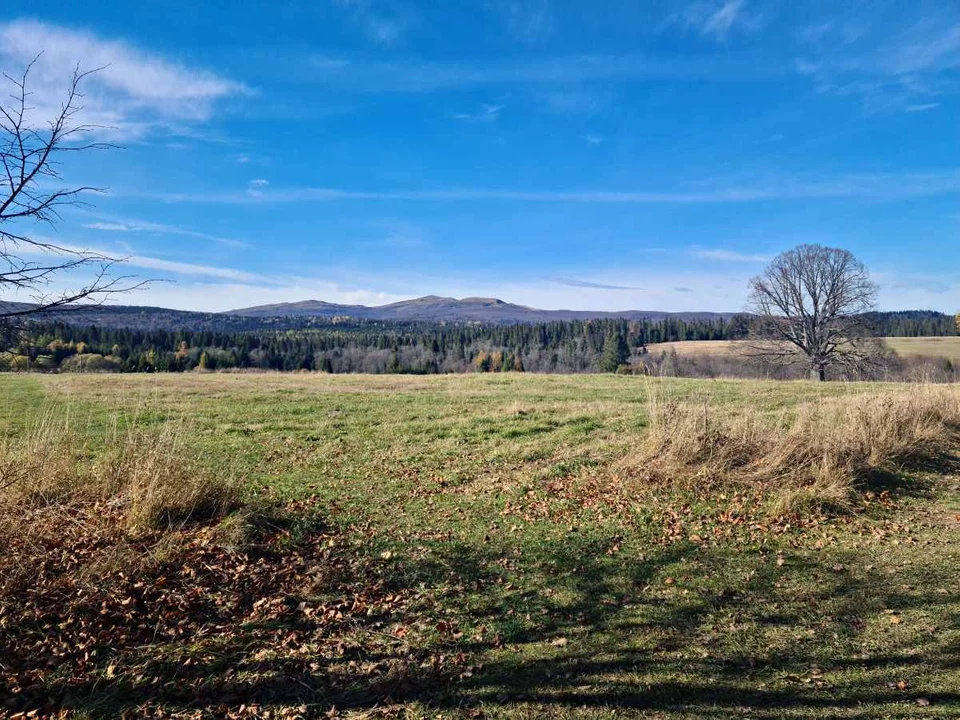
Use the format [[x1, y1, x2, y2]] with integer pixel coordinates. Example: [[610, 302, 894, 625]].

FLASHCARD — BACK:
[[2, 309, 954, 375], [1, 316, 740, 374], [864, 311, 957, 337]]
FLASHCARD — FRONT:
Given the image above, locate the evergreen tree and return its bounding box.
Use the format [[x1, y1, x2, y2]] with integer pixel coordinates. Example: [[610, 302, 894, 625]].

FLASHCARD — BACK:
[[598, 331, 629, 372]]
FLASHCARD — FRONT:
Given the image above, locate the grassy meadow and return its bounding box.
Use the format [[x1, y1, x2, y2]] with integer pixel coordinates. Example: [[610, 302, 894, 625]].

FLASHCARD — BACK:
[[1, 372, 959, 718], [884, 337, 960, 363], [654, 336, 960, 362]]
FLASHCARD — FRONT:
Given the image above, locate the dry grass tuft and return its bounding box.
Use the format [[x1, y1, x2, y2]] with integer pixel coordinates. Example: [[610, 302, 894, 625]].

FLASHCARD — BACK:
[[0, 410, 238, 531], [636, 383, 960, 514]]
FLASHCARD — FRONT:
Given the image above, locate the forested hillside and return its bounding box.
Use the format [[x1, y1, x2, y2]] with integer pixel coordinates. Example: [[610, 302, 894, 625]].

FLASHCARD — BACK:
[[1, 310, 953, 374], [2, 316, 736, 373]]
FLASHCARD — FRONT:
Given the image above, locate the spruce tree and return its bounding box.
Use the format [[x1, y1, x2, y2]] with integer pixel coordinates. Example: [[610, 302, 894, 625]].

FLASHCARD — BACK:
[[599, 331, 629, 373]]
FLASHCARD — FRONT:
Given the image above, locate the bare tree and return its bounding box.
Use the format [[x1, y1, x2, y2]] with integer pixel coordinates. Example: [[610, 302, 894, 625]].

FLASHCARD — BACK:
[[745, 244, 881, 381], [0, 56, 141, 322]]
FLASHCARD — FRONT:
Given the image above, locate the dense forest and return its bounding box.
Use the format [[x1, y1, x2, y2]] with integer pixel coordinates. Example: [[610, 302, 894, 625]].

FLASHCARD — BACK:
[[2, 316, 736, 374], [0, 310, 954, 374]]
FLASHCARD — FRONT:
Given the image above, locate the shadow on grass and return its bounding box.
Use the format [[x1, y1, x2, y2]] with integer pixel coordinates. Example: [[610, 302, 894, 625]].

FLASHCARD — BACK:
[[44, 523, 959, 719]]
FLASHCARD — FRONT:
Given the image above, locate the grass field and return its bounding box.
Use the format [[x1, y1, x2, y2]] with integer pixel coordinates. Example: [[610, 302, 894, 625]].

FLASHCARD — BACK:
[[648, 340, 744, 356], [883, 337, 960, 362], [1, 373, 959, 718], [653, 337, 960, 362]]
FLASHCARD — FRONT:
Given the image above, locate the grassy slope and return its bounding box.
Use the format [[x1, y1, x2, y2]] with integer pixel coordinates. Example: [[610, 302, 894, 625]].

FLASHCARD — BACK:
[[1, 373, 958, 718], [884, 337, 960, 362]]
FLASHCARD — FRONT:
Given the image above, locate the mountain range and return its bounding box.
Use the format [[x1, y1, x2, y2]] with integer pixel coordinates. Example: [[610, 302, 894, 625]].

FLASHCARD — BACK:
[[224, 295, 735, 323]]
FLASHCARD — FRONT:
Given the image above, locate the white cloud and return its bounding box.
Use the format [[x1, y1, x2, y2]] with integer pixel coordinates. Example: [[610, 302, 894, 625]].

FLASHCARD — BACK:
[[905, 103, 940, 112], [123, 168, 960, 205], [248, 178, 270, 186], [690, 249, 771, 263], [585, 133, 604, 145], [453, 103, 504, 122], [82, 222, 131, 232], [0, 19, 246, 139], [794, 13, 960, 110], [11, 237, 262, 283], [87, 270, 751, 313], [333, 0, 415, 45], [7, 249, 953, 314], [121, 254, 262, 281], [82, 217, 248, 247], [666, 0, 765, 40]]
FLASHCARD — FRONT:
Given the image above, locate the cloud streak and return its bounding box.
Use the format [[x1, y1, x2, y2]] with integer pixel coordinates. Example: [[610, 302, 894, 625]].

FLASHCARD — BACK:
[[129, 168, 960, 206], [553, 278, 642, 291], [690, 248, 771, 263], [794, 12, 960, 110], [664, 0, 765, 40], [83, 218, 249, 247], [305, 51, 787, 94], [0, 19, 246, 138], [453, 103, 504, 122]]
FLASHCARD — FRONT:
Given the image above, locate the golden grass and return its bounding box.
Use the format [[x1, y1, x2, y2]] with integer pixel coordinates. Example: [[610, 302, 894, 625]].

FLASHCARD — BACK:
[[638, 383, 960, 514], [883, 336, 960, 362], [0, 409, 238, 532], [647, 340, 745, 357]]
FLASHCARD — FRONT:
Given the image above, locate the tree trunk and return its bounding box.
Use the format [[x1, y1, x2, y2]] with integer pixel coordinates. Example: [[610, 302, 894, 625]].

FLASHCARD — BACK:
[[810, 364, 825, 382]]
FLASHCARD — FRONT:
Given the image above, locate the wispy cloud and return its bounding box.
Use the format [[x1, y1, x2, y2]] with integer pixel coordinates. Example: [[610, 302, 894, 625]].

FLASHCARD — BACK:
[[248, 178, 270, 187], [0, 19, 246, 139], [17, 238, 261, 282], [585, 133, 604, 145], [305, 51, 785, 93], [83, 222, 131, 232], [538, 88, 610, 115], [554, 278, 642, 291], [332, 0, 415, 45], [496, 0, 555, 45], [82, 218, 249, 248], [120, 254, 262, 281], [794, 12, 960, 110], [128, 168, 960, 205], [665, 0, 765, 40], [690, 248, 771, 263], [453, 103, 504, 122], [905, 102, 940, 113]]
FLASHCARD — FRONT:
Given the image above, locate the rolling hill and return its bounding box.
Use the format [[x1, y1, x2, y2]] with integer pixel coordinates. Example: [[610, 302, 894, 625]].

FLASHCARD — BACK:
[[225, 295, 736, 323]]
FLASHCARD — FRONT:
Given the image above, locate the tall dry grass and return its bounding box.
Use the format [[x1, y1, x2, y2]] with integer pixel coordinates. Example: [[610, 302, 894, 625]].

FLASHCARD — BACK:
[[0, 409, 238, 532], [637, 383, 960, 514]]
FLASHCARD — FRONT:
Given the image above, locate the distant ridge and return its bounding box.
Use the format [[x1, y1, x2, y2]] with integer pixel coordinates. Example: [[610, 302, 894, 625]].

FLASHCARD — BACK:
[[225, 295, 736, 323]]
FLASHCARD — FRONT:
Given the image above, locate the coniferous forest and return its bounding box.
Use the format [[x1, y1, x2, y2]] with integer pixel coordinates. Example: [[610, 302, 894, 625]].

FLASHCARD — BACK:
[[1, 310, 954, 374]]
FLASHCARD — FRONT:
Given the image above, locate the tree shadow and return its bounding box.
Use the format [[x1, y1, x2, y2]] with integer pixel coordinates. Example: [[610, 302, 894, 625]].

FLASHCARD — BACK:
[[15, 517, 960, 718]]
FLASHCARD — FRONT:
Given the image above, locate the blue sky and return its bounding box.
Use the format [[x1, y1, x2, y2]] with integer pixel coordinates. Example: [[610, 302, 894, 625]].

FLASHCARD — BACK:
[[1, 0, 958, 312]]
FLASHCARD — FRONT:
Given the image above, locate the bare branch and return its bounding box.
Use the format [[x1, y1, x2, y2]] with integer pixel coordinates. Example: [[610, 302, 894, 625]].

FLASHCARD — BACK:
[[744, 244, 881, 381], [1, 58, 143, 322]]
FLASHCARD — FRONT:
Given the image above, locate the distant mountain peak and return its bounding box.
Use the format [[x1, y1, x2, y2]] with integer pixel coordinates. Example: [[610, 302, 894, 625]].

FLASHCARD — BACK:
[[224, 295, 736, 323]]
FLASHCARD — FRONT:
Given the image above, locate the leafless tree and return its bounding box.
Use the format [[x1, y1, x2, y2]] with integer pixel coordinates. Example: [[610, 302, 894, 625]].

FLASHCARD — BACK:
[[745, 244, 882, 381], [1, 56, 142, 322]]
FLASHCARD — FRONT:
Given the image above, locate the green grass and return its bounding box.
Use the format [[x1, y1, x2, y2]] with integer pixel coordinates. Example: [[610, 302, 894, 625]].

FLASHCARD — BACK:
[[2, 372, 958, 718]]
